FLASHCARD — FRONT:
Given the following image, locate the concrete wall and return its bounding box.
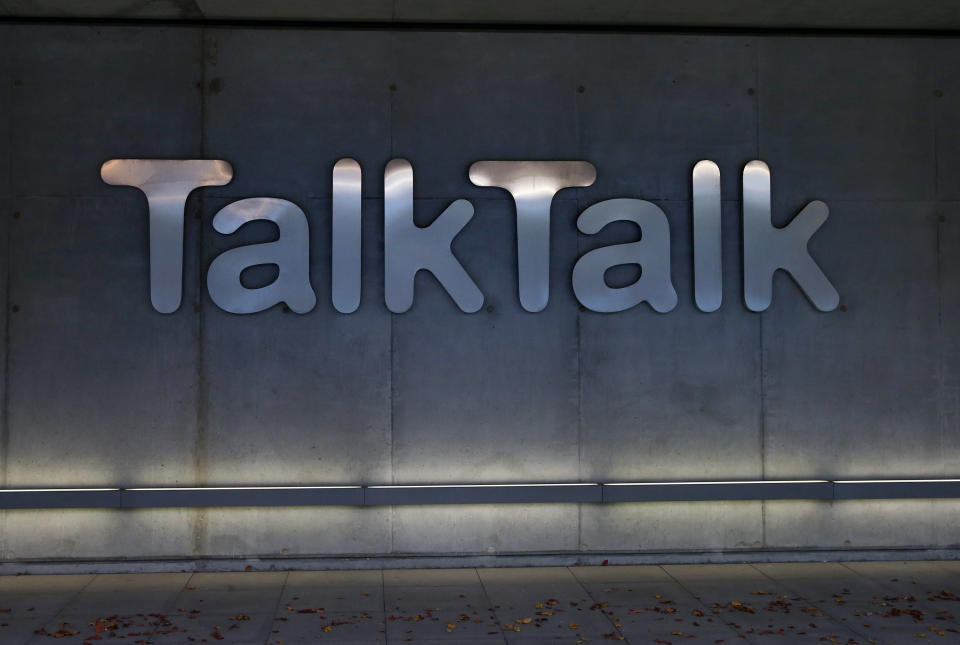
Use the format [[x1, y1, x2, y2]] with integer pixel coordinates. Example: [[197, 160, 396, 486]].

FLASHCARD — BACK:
[[0, 24, 957, 564]]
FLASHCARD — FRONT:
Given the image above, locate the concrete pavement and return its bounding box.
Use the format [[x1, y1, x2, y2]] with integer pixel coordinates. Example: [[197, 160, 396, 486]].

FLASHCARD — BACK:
[[1, 561, 959, 644]]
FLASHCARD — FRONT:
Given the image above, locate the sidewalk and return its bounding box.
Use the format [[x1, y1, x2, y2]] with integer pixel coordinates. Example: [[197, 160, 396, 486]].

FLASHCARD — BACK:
[[0, 561, 958, 644]]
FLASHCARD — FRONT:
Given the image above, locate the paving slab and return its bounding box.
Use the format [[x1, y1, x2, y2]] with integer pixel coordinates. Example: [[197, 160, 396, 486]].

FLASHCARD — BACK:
[[664, 563, 871, 644], [479, 567, 625, 642], [282, 570, 383, 613]]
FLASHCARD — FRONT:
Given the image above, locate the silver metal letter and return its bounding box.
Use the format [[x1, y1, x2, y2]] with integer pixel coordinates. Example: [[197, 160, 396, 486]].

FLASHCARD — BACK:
[[742, 160, 840, 312], [332, 158, 362, 314], [384, 159, 483, 314], [207, 198, 317, 314], [469, 161, 596, 312], [101, 159, 233, 313], [572, 199, 678, 313], [692, 160, 722, 312]]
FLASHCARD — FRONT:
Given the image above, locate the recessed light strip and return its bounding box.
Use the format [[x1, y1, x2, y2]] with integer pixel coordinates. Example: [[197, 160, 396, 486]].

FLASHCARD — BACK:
[[602, 480, 834, 503], [0, 488, 121, 509], [833, 479, 960, 500], [0, 480, 958, 509], [366, 483, 601, 506], [120, 486, 364, 508]]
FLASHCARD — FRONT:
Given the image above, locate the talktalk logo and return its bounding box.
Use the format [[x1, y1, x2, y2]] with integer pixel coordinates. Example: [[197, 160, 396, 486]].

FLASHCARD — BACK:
[[101, 158, 839, 315]]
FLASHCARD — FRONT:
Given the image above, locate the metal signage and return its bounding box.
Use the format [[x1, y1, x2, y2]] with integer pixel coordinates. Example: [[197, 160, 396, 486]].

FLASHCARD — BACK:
[[101, 158, 840, 315]]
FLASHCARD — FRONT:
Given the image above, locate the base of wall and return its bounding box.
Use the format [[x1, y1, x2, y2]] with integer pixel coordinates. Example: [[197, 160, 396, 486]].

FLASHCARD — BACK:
[[2, 548, 959, 575]]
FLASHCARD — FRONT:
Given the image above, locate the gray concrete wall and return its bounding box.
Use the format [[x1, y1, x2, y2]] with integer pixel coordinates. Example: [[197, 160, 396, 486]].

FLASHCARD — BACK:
[[0, 24, 957, 563]]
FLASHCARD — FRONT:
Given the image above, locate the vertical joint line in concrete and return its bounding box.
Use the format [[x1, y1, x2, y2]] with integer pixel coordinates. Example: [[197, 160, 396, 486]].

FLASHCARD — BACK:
[[0, 30, 14, 558], [575, 196, 584, 551], [1, 27, 13, 490], [198, 27, 206, 158], [573, 63, 586, 550], [933, 47, 940, 200], [753, 40, 767, 549], [389, 311, 396, 554], [193, 27, 209, 559], [759, 314, 767, 546], [196, 28, 209, 486], [388, 64, 396, 555], [388, 57, 396, 487], [753, 37, 761, 159], [6, 27, 11, 198], [936, 217, 945, 476], [574, 60, 584, 163], [1, 208, 9, 489], [759, 317, 766, 452], [934, 115, 939, 200]]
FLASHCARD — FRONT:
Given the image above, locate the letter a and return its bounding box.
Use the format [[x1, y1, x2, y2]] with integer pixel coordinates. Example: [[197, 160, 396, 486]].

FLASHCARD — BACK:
[[572, 199, 677, 313], [207, 198, 317, 314], [742, 161, 839, 312]]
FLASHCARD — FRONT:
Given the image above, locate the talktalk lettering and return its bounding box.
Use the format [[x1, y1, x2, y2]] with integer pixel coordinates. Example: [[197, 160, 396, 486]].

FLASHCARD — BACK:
[[100, 158, 840, 315]]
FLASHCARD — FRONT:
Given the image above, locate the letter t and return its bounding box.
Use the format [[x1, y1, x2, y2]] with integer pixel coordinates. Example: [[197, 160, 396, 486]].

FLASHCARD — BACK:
[[101, 159, 233, 313]]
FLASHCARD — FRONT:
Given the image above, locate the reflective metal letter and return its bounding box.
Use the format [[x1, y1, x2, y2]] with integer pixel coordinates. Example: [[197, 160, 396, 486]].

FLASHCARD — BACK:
[[572, 199, 678, 313], [692, 160, 722, 312], [469, 161, 596, 312], [101, 159, 233, 313], [742, 160, 839, 312], [384, 159, 483, 314], [207, 198, 317, 314], [332, 158, 362, 314]]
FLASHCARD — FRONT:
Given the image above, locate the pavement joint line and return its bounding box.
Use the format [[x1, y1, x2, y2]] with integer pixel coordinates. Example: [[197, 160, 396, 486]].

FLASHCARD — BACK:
[[749, 562, 876, 643], [567, 565, 632, 643], [40, 572, 97, 640], [472, 566, 509, 645], [659, 564, 755, 643], [841, 561, 960, 631], [146, 571, 199, 644], [262, 570, 290, 645]]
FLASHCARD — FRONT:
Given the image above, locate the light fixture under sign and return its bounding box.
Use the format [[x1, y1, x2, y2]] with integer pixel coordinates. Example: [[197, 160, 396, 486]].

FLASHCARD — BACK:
[[0, 480, 957, 509]]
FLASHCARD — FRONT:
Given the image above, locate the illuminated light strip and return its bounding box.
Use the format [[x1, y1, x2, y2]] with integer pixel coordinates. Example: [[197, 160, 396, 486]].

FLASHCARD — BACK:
[[833, 479, 960, 500], [0, 488, 120, 492], [603, 480, 833, 503], [604, 480, 828, 485], [365, 483, 601, 505], [121, 486, 363, 508], [835, 479, 960, 483], [0, 488, 121, 509], [128, 486, 360, 491], [367, 483, 593, 488], [1, 480, 960, 509]]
